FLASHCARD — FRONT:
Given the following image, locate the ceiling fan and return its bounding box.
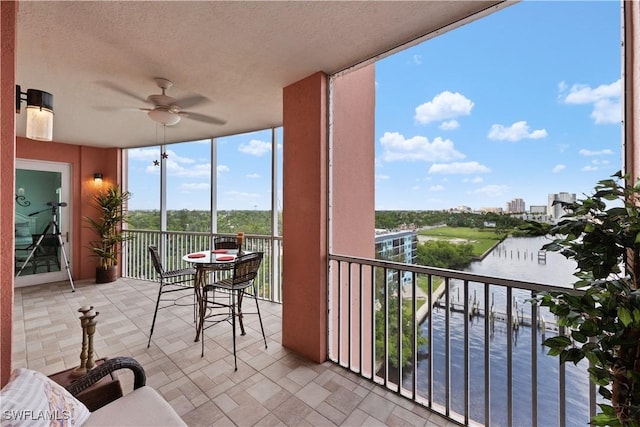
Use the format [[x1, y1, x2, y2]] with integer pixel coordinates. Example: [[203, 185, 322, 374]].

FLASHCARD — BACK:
[[97, 77, 226, 126]]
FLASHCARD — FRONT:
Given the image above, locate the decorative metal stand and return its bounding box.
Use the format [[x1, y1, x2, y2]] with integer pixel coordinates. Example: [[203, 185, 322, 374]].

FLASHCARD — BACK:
[[71, 305, 100, 377]]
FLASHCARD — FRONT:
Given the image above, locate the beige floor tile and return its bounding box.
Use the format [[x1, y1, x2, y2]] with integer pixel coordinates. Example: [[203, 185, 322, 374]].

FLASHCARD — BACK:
[[12, 278, 449, 427]]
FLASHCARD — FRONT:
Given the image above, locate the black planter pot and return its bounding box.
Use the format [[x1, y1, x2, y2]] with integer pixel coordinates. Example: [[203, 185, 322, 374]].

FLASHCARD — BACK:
[[96, 266, 117, 284]]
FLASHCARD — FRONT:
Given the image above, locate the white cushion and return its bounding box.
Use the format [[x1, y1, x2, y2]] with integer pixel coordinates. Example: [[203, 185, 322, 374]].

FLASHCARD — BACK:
[[83, 386, 186, 427], [0, 368, 90, 427], [15, 223, 30, 238]]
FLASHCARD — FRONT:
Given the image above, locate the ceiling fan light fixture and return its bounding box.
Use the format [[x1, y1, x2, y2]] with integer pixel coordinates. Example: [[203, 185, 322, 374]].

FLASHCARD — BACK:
[[148, 109, 180, 126]]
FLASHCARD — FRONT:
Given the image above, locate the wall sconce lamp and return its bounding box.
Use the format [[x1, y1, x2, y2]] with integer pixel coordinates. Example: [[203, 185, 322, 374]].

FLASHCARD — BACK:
[[93, 173, 103, 187], [16, 85, 54, 141]]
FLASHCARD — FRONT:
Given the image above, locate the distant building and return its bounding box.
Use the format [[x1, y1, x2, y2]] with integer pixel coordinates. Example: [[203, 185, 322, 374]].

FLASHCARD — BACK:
[[530, 205, 547, 214], [454, 205, 472, 213], [479, 207, 503, 214], [548, 192, 576, 220], [375, 230, 417, 286], [506, 198, 526, 213]]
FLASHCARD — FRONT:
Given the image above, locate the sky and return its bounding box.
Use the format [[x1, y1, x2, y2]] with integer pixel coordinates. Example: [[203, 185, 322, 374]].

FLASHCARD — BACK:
[[127, 0, 622, 212]]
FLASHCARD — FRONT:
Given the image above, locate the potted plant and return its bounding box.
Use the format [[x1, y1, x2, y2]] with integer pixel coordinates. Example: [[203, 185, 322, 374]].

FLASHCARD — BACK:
[[522, 171, 640, 426], [85, 186, 132, 283]]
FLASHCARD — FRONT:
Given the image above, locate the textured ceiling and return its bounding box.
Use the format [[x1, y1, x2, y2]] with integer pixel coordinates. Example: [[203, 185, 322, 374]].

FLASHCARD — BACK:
[[16, 1, 509, 148]]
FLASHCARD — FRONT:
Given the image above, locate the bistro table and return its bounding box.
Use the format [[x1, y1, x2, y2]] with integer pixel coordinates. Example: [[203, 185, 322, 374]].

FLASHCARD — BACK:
[[182, 249, 243, 342]]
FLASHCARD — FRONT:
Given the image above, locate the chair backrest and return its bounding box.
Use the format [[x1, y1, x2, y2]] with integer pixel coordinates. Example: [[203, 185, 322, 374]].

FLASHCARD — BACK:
[[32, 234, 59, 256], [214, 236, 238, 250], [232, 252, 263, 287], [148, 245, 164, 275]]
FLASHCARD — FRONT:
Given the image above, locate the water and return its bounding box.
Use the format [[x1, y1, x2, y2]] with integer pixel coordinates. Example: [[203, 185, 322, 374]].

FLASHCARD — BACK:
[[467, 235, 578, 287], [406, 236, 593, 426]]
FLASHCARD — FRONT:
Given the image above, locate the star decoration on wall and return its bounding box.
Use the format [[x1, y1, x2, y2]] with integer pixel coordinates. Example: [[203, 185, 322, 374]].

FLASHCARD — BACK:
[[153, 160, 160, 166], [161, 152, 169, 159]]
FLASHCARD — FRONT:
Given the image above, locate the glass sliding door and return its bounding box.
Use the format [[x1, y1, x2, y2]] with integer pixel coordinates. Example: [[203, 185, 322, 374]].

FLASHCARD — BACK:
[[14, 159, 72, 287]]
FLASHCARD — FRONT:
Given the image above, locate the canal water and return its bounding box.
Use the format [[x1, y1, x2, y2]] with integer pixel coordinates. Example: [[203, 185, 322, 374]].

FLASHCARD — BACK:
[[406, 236, 593, 427]]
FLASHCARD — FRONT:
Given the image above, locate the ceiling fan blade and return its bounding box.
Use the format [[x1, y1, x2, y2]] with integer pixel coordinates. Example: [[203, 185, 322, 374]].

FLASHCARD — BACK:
[[93, 106, 144, 112], [180, 111, 227, 125], [174, 94, 209, 109], [95, 80, 148, 103]]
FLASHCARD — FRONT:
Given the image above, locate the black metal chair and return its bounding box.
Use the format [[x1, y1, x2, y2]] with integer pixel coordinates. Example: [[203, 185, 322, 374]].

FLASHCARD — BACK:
[[147, 245, 196, 348], [28, 234, 60, 273], [199, 251, 267, 370], [213, 236, 238, 250]]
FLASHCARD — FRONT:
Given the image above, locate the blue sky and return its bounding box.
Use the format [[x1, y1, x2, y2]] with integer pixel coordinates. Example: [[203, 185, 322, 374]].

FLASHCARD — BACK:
[[375, 0, 622, 210], [127, 0, 622, 212]]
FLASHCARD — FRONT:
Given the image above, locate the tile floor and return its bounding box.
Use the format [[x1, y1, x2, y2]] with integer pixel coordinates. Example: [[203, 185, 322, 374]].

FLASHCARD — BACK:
[[11, 278, 454, 427]]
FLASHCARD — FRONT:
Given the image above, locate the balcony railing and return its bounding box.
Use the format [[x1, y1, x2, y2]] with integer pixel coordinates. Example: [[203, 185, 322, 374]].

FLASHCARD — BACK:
[[122, 230, 283, 303], [121, 231, 598, 426], [328, 254, 598, 427]]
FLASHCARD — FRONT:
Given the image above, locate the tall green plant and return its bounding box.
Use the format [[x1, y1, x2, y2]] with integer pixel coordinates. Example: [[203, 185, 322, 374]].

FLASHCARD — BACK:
[[522, 172, 640, 426], [86, 186, 132, 269]]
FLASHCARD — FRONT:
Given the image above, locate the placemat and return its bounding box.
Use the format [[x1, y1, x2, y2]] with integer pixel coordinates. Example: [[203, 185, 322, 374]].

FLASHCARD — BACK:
[[187, 253, 206, 258]]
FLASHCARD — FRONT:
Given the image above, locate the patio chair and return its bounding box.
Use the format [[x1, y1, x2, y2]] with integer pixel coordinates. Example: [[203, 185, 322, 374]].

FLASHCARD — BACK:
[[26, 233, 60, 273], [147, 245, 197, 348], [214, 235, 239, 250], [199, 251, 267, 370]]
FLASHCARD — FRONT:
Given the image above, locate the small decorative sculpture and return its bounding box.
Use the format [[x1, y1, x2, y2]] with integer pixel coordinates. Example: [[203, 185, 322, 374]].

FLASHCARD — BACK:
[[71, 305, 100, 377]]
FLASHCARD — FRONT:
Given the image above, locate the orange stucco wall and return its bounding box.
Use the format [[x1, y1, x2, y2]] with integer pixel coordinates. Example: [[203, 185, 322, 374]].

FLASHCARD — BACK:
[[1, 0, 18, 387], [282, 72, 328, 362], [281, 67, 376, 363], [331, 65, 376, 257], [16, 138, 122, 281], [330, 65, 376, 371]]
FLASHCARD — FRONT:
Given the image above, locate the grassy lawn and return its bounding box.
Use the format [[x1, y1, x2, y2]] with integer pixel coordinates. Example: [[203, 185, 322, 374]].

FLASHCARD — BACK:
[[418, 226, 506, 257]]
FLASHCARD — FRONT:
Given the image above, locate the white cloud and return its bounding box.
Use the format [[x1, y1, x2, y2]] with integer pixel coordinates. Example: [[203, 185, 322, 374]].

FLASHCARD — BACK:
[[472, 185, 510, 197], [128, 147, 159, 161], [225, 190, 262, 199], [217, 165, 230, 175], [582, 165, 598, 172], [591, 99, 621, 124], [164, 150, 196, 164], [415, 91, 474, 125], [439, 120, 459, 131], [487, 121, 548, 141], [463, 177, 484, 183], [239, 139, 271, 156], [560, 79, 621, 124], [428, 161, 491, 174], [246, 173, 261, 179], [179, 183, 209, 192], [552, 164, 566, 173], [129, 148, 195, 165], [579, 149, 613, 156], [376, 174, 390, 181], [429, 185, 445, 192], [379, 132, 465, 162], [563, 79, 620, 104], [412, 185, 420, 190], [413, 54, 422, 65], [166, 161, 210, 178]]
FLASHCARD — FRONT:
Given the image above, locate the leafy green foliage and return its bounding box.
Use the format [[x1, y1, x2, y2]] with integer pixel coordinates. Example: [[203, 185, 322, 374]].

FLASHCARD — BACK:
[[375, 210, 530, 230], [416, 240, 474, 269], [375, 294, 427, 370], [86, 186, 133, 269], [522, 172, 640, 426], [128, 209, 280, 235]]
